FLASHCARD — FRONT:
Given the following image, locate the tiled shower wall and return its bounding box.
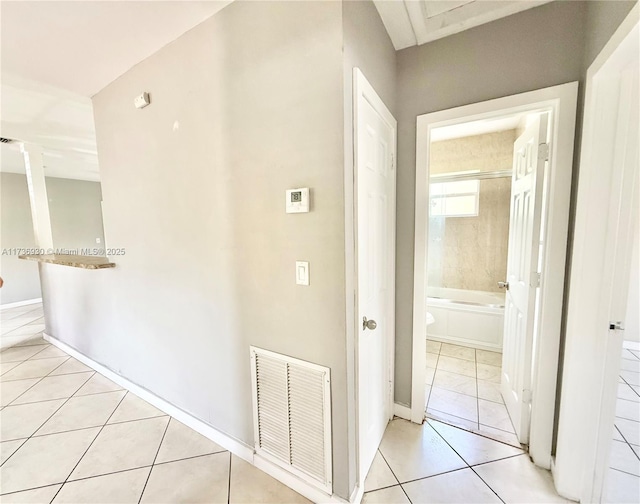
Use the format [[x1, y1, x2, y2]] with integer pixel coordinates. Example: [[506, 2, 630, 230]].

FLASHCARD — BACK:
[[428, 130, 515, 294]]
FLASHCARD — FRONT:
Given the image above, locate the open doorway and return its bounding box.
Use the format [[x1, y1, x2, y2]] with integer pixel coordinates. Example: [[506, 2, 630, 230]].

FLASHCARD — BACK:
[[411, 84, 578, 467], [423, 110, 548, 448]]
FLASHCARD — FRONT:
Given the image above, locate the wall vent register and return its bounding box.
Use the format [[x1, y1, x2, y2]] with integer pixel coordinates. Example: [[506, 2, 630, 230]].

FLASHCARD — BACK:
[[250, 347, 332, 494]]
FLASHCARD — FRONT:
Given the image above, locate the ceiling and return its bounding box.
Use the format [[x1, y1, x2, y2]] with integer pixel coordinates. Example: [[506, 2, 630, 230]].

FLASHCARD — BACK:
[[0, 0, 230, 181], [373, 0, 553, 50]]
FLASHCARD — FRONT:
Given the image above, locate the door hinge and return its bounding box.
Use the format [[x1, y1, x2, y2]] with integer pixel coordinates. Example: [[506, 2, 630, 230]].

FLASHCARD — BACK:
[[539, 143, 550, 161], [523, 389, 533, 404]]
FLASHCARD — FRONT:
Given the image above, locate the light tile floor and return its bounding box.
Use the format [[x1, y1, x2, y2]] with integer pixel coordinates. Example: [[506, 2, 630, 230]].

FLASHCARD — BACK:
[[363, 418, 571, 503], [425, 340, 520, 447], [604, 344, 640, 503], [1, 303, 45, 350], [0, 305, 309, 504]]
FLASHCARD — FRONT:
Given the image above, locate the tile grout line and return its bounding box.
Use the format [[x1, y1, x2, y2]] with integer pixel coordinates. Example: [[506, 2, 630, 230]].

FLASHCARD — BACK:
[[427, 420, 506, 504], [137, 416, 172, 504], [0, 315, 45, 340], [377, 448, 413, 503], [0, 358, 87, 383], [227, 451, 232, 504], [2, 349, 67, 406], [426, 416, 521, 449], [49, 390, 131, 503], [0, 369, 96, 468]]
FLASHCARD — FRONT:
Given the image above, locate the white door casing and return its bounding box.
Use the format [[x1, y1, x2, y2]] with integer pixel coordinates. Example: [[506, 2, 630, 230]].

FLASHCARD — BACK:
[[354, 68, 397, 484], [501, 114, 548, 444]]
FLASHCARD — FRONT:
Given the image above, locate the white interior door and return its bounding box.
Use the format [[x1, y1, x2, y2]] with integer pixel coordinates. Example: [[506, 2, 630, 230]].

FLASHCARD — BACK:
[[501, 114, 548, 444], [355, 70, 396, 480]]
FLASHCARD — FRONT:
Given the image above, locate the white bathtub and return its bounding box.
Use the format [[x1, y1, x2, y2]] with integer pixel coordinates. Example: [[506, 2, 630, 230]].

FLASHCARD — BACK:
[[427, 287, 505, 351]]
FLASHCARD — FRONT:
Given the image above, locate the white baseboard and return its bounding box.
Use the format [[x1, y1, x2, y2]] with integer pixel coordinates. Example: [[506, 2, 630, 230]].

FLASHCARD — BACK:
[[393, 403, 412, 421], [1, 298, 42, 310], [623, 340, 640, 351], [43, 333, 353, 504]]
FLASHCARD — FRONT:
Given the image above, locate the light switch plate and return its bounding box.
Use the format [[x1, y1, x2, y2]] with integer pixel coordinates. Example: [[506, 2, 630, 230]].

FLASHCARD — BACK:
[[286, 188, 310, 213], [296, 261, 309, 286]]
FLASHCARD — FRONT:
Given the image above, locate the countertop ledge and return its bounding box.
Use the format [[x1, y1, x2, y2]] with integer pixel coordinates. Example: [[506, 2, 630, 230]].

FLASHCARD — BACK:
[[19, 254, 116, 269]]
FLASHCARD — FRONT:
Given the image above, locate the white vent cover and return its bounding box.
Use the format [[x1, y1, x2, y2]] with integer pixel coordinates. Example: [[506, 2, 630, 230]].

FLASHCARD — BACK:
[[250, 346, 332, 494]]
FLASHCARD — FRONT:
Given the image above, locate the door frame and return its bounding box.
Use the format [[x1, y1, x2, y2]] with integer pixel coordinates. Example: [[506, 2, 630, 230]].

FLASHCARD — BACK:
[[351, 68, 397, 492], [553, 5, 639, 502], [411, 83, 578, 467]]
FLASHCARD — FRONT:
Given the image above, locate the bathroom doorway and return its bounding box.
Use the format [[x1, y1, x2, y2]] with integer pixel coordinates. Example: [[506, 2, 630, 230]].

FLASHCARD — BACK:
[[411, 84, 578, 467]]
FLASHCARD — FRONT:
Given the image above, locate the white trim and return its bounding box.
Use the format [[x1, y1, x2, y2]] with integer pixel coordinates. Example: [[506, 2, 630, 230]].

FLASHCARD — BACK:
[[412, 83, 578, 466], [43, 333, 352, 504], [352, 67, 397, 491], [553, 5, 640, 501], [393, 403, 412, 421], [0, 298, 42, 310]]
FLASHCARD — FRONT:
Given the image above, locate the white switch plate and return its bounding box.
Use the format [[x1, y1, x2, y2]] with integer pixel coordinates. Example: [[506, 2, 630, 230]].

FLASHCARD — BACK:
[[296, 261, 309, 286], [134, 92, 150, 109], [286, 188, 310, 213]]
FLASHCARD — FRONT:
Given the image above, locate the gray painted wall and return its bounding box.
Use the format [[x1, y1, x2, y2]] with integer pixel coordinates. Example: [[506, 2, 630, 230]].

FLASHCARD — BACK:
[[46, 177, 105, 251], [0, 173, 41, 304], [42, 1, 355, 497]]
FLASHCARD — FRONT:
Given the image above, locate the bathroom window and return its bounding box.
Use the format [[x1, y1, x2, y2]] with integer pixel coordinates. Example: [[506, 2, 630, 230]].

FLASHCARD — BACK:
[[430, 179, 480, 217]]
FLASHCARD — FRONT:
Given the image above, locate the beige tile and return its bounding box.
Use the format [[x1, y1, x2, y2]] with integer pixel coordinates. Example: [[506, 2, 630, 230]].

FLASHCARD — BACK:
[[1, 439, 27, 464], [424, 384, 432, 405], [0, 357, 68, 381], [428, 420, 522, 465], [0, 361, 22, 376], [615, 418, 640, 445], [36, 390, 126, 436], [28, 345, 67, 360], [403, 467, 501, 503], [440, 343, 476, 362], [426, 410, 478, 432], [621, 359, 640, 372], [70, 416, 169, 480], [476, 350, 502, 367], [141, 453, 230, 503], [426, 340, 441, 354], [0, 345, 47, 363], [618, 383, 640, 402], [425, 367, 436, 385], [621, 371, 640, 386], [437, 355, 476, 378], [362, 485, 410, 504], [53, 467, 151, 504], [477, 380, 503, 403], [229, 455, 310, 503], [365, 451, 397, 492], [49, 358, 92, 376], [107, 393, 165, 424], [476, 363, 501, 383], [1, 399, 65, 441], [477, 424, 521, 448], [379, 420, 466, 483], [478, 399, 515, 433], [12, 335, 48, 348], [74, 373, 123, 396], [155, 418, 225, 464], [428, 387, 478, 422], [426, 352, 439, 368], [604, 468, 640, 504], [433, 369, 477, 397], [0, 484, 62, 503], [474, 454, 571, 503], [616, 398, 640, 422], [12, 372, 93, 405], [0, 378, 39, 406], [613, 426, 625, 442], [0, 428, 100, 494], [609, 440, 640, 476]]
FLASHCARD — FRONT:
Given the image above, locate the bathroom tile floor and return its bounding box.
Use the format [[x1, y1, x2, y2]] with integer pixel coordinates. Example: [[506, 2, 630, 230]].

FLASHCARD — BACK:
[[0, 305, 310, 504], [424, 340, 520, 447], [605, 343, 640, 503], [363, 418, 571, 503]]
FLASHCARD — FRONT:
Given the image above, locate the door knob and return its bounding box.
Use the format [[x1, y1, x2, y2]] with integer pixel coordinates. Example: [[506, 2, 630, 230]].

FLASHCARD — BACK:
[[363, 317, 377, 331], [498, 281, 509, 290]]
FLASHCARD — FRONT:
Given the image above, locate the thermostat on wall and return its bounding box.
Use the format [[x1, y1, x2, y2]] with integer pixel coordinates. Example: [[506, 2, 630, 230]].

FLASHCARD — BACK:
[[285, 188, 309, 213]]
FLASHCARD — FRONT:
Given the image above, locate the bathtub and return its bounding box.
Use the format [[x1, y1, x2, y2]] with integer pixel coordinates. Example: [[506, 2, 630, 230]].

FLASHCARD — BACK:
[[427, 287, 505, 351]]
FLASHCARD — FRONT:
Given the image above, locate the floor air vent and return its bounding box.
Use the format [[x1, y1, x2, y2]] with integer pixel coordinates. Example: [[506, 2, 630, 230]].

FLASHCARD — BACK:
[[250, 347, 332, 494]]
